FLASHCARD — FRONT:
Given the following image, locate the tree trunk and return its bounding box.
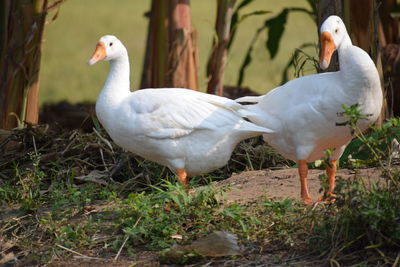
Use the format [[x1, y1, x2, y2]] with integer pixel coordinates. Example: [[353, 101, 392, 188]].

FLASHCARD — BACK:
[[140, 0, 198, 90], [378, 0, 399, 46], [0, 0, 47, 130], [206, 0, 236, 96], [345, 0, 377, 61], [379, 0, 400, 117]]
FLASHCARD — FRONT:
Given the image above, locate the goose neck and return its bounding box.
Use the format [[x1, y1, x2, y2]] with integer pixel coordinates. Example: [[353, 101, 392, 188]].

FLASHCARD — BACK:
[[337, 39, 380, 95], [100, 53, 131, 102]]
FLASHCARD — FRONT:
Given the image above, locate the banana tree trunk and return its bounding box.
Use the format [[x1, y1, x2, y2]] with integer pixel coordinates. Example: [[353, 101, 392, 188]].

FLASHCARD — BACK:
[[206, 0, 236, 96], [0, 0, 48, 130], [140, 0, 198, 90]]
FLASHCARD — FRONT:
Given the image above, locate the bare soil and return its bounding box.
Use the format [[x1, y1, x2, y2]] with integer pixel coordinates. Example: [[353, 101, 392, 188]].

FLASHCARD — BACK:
[[217, 167, 383, 204]]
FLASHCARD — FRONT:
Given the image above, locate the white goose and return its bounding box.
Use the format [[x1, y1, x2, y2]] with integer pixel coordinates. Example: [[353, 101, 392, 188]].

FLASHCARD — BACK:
[[88, 35, 273, 185], [237, 16, 383, 204]]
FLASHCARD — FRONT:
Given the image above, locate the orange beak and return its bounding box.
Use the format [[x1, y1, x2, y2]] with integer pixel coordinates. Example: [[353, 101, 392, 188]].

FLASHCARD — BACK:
[[319, 31, 336, 70], [87, 42, 106, 66]]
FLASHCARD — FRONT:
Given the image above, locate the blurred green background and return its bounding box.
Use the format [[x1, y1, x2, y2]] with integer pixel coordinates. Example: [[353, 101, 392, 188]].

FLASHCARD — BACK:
[[39, 0, 317, 105]]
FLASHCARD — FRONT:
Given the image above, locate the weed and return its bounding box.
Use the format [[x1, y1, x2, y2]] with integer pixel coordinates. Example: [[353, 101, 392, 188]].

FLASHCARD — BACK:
[[48, 181, 117, 212], [309, 175, 400, 265], [115, 182, 227, 249], [308, 105, 400, 265], [260, 199, 312, 249], [222, 204, 255, 237], [263, 199, 293, 216], [13, 152, 46, 212], [56, 224, 93, 248], [0, 179, 19, 204], [341, 107, 400, 168]]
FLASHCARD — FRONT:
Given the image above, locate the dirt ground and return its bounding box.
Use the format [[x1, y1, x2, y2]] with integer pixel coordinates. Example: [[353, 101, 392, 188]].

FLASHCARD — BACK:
[[217, 167, 383, 204]]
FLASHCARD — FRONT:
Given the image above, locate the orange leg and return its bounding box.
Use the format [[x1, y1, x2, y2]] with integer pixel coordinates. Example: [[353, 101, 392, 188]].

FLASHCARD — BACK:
[[319, 160, 337, 202], [298, 160, 313, 204], [176, 168, 189, 185]]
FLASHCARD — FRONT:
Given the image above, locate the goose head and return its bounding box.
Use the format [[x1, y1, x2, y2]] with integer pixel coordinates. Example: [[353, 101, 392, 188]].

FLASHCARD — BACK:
[[87, 35, 126, 65], [319, 15, 349, 70]]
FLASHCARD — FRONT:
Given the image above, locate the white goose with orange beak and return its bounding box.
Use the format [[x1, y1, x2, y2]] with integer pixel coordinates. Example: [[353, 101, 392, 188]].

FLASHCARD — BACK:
[[88, 35, 273, 185], [236, 15, 383, 204]]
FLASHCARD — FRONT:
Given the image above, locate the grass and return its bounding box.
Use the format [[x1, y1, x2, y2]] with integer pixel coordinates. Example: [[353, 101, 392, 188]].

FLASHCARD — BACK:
[[39, 0, 317, 105]]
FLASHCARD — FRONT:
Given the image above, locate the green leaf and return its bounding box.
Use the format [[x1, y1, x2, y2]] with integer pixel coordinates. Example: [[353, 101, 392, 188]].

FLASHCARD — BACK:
[[238, 10, 270, 24], [236, 0, 255, 11], [237, 51, 251, 86], [264, 8, 289, 59], [231, 0, 250, 32], [229, 6, 270, 50], [228, 12, 239, 50]]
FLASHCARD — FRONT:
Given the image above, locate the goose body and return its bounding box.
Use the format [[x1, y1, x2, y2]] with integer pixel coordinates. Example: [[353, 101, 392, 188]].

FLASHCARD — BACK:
[[88, 35, 273, 183], [237, 16, 383, 203]]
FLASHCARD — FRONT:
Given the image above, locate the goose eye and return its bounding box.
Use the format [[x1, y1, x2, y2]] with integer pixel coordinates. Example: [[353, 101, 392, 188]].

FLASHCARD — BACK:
[[335, 28, 339, 34], [109, 42, 113, 47]]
